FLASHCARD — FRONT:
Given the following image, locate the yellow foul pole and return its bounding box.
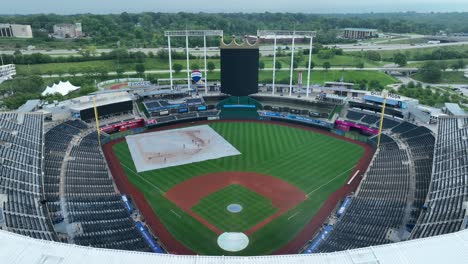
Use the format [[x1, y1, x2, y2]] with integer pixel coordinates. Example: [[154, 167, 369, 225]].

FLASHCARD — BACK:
[[93, 97, 101, 146], [377, 90, 388, 148]]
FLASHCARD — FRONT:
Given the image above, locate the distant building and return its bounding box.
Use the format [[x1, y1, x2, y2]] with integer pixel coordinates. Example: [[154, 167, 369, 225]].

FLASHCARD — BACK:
[[0, 24, 33, 38], [53, 23, 83, 38], [343, 28, 378, 39], [0, 64, 16, 84]]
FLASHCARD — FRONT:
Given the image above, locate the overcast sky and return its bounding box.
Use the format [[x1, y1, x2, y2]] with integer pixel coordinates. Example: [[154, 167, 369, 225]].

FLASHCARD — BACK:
[[2, 0, 468, 14]]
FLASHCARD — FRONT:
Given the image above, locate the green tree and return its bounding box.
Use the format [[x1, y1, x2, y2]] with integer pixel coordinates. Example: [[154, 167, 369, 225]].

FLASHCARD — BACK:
[[317, 50, 335, 59], [366, 51, 381, 61], [419, 62, 442, 83], [358, 80, 368, 90], [79, 45, 97, 57], [135, 64, 145, 76], [333, 48, 344, 55], [323, 62, 331, 71], [393, 53, 407, 67], [207, 61, 216, 72], [156, 49, 169, 59], [369, 80, 383, 90], [438, 61, 448, 71], [292, 60, 299, 69], [356, 62, 365, 69], [451, 59, 465, 70], [78, 85, 98, 96], [172, 63, 183, 73], [258, 61, 265, 70], [116, 67, 125, 77], [98, 69, 108, 79], [55, 69, 64, 77], [275, 61, 282, 70], [305, 60, 315, 70], [191, 63, 200, 70]]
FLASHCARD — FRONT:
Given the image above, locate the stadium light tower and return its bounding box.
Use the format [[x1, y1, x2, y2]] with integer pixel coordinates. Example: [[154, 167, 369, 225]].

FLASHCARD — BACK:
[[257, 30, 316, 97], [377, 89, 389, 148], [164, 30, 223, 94]]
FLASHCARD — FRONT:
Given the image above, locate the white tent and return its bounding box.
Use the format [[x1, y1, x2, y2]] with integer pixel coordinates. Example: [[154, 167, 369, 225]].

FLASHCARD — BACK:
[[41, 81, 80, 96]]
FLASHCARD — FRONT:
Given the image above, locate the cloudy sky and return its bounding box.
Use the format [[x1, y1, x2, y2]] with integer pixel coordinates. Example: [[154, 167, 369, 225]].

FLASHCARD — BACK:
[[2, 0, 468, 14]]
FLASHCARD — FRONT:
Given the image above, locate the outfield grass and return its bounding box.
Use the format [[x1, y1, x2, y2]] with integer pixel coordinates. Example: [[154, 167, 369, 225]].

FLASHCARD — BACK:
[[112, 122, 364, 255], [192, 184, 278, 232]]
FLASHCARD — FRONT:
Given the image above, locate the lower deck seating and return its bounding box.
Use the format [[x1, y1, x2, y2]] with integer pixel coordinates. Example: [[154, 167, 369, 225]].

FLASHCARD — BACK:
[[316, 137, 411, 252], [42, 124, 151, 252], [411, 117, 468, 238], [317, 124, 434, 252], [0, 113, 56, 241]]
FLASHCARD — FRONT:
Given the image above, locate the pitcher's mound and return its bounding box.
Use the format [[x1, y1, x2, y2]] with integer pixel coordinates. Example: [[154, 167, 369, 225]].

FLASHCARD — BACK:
[[227, 204, 243, 213], [217, 232, 249, 252]]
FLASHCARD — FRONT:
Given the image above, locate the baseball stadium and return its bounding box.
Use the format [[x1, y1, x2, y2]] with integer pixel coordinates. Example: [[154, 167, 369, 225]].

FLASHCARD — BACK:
[[0, 33, 467, 263]]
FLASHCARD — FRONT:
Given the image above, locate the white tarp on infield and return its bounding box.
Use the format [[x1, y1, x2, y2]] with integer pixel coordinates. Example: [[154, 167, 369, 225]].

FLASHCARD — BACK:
[[126, 125, 241, 172]]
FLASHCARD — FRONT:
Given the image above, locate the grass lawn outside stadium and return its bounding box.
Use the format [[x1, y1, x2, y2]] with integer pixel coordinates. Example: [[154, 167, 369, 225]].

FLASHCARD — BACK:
[[111, 121, 365, 255]]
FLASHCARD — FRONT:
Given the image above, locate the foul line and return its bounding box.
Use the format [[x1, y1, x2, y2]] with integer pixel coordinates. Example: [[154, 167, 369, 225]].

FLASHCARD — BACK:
[[347, 170, 360, 185], [288, 211, 301, 220], [306, 166, 356, 197], [170, 210, 181, 218], [119, 162, 165, 194]]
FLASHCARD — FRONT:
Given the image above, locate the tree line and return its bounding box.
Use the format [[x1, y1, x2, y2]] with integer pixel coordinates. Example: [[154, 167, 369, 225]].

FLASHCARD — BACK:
[[1, 12, 468, 49]]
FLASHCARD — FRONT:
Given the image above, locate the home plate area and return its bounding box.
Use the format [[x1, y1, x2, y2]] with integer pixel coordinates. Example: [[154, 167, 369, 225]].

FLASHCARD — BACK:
[[125, 125, 241, 172], [165, 172, 308, 251]]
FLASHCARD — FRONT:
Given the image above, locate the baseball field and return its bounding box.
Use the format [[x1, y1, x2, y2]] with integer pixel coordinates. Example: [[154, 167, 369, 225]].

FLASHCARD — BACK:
[[106, 121, 371, 255]]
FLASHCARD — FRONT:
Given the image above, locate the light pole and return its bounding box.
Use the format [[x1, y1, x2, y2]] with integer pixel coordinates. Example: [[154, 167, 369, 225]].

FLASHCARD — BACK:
[[289, 33, 296, 97], [257, 30, 316, 97], [164, 30, 223, 92], [377, 89, 389, 149]]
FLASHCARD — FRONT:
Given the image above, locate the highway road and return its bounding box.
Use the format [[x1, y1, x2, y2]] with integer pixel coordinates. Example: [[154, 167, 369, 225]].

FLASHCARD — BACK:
[[324, 41, 468, 52], [38, 67, 467, 79], [2, 41, 468, 57]]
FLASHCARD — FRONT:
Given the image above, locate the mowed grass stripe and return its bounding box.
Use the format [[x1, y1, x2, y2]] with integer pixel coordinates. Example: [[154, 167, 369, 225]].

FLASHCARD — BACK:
[[112, 122, 364, 255], [192, 185, 278, 231]]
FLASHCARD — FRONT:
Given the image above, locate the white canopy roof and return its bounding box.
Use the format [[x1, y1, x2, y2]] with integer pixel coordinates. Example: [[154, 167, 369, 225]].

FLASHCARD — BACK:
[[41, 81, 80, 96], [0, 229, 467, 264]]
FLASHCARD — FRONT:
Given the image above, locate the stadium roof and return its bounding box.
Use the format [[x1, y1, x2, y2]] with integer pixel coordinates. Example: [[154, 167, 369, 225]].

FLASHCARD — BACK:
[[16, 99, 40, 112], [1, 229, 467, 264], [68, 91, 133, 111], [445, 103, 466, 116]]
